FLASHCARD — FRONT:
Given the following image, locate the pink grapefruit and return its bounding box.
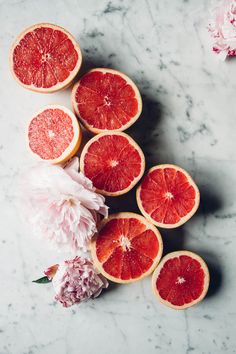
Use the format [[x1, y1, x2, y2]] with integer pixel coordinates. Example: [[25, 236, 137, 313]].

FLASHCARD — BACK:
[[27, 105, 82, 164], [136, 164, 200, 228], [80, 132, 145, 196], [71, 68, 142, 134], [91, 212, 163, 283], [10, 23, 82, 92], [152, 251, 210, 309]]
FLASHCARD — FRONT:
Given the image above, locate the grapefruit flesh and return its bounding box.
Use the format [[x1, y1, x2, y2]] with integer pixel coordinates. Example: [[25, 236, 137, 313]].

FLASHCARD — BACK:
[[152, 251, 210, 309], [71, 68, 142, 133], [27, 105, 82, 164], [80, 132, 145, 196], [10, 23, 82, 92], [91, 213, 163, 283], [137, 164, 200, 228]]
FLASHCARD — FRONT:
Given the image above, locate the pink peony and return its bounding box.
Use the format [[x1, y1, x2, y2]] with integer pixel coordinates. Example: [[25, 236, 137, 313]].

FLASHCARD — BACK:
[[51, 256, 108, 307], [208, 0, 236, 60], [21, 157, 108, 251]]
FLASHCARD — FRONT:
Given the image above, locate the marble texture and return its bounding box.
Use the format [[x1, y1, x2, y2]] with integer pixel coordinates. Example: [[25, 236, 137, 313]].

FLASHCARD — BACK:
[[0, 0, 236, 353]]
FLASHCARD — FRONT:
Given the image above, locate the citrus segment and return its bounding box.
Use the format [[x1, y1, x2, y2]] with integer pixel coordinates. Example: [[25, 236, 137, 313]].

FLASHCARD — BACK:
[[27, 105, 82, 164], [137, 164, 200, 228], [80, 132, 145, 196], [10, 23, 82, 92], [71, 68, 142, 133], [152, 251, 210, 309], [91, 213, 163, 283]]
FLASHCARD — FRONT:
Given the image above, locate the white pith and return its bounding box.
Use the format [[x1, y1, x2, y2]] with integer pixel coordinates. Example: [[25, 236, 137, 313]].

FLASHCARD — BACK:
[[165, 191, 174, 199], [48, 130, 55, 139], [120, 235, 131, 251], [176, 276, 186, 284], [110, 160, 119, 167]]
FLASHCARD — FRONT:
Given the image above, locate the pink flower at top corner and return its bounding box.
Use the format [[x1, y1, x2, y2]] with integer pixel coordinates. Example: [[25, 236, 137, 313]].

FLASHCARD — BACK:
[[51, 256, 108, 308], [207, 0, 236, 60], [21, 157, 108, 252]]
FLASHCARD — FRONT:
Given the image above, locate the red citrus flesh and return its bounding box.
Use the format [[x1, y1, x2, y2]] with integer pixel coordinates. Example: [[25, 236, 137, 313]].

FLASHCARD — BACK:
[[10, 23, 82, 92], [137, 164, 200, 228], [71, 68, 142, 133], [27, 105, 82, 164], [152, 251, 210, 309], [80, 132, 145, 196], [91, 213, 163, 283]]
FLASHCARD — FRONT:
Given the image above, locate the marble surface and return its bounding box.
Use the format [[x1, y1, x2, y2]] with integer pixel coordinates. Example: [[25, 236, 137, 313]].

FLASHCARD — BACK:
[[0, 0, 236, 353]]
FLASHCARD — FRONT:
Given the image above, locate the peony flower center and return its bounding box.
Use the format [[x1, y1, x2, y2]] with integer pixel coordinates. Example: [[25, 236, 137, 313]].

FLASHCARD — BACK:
[[67, 198, 76, 206], [176, 276, 186, 285], [120, 235, 131, 251]]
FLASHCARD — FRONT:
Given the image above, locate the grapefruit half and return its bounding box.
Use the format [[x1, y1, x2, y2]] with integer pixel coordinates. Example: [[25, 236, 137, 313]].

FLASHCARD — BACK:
[[91, 212, 163, 283], [80, 132, 145, 196], [10, 23, 82, 92], [136, 164, 200, 228], [152, 251, 210, 309], [27, 105, 82, 164], [71, 68, 142, 133]]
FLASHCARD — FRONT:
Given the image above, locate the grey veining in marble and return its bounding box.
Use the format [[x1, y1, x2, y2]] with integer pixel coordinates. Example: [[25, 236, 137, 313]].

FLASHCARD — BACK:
[[0, 0, 236, 353]]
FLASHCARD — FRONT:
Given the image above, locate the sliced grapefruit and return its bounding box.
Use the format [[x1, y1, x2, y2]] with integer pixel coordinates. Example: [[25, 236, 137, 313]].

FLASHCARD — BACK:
[[152, 251, 210, 309], [27, 105, 82, 164], [10, 23, 82, 92], [80, 132, 145, 196], [91, 212, 163, 283], [136, 164, 200, 228], [71, 68, 142, 133]]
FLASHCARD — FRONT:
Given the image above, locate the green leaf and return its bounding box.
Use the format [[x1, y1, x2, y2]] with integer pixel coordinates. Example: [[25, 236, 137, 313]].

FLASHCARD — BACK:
[[32, 276, 52, 284]]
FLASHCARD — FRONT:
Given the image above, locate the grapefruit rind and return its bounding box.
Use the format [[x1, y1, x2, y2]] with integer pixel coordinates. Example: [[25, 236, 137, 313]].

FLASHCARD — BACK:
[[26, 104, 82, 164], [91, 212, 163, 284], [71, 68, 142, 134], [151, 251, 210, 310], [136, 164, 200, 228], [80, 132, 145, 196], [10, 23, 82, 93]]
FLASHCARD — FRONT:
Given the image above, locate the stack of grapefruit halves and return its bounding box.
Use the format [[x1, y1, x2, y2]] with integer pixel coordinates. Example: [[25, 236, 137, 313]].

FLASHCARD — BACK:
[[10, 23, 210, 310]]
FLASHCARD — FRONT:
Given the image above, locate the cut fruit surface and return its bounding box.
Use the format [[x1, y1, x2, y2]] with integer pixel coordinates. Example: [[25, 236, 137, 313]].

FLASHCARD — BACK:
[[136, 164, 200, 228], [80, 132, 145, 196], [27, 105, 82, 164], [71, 68, 142, 133], [10, 23, 82, 92], [91, 212, 163, 283], [152, 251, 210, 309]]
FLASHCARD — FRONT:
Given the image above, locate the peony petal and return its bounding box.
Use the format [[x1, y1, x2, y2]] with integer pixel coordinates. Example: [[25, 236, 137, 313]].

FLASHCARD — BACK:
[[52, 256, 108, 307], [19, 159, 108, 252], [207, 0, 236, 59]]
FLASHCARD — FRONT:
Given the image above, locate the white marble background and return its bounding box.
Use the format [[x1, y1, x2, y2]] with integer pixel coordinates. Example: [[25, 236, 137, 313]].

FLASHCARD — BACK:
[[0, 0, 236, 353]]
